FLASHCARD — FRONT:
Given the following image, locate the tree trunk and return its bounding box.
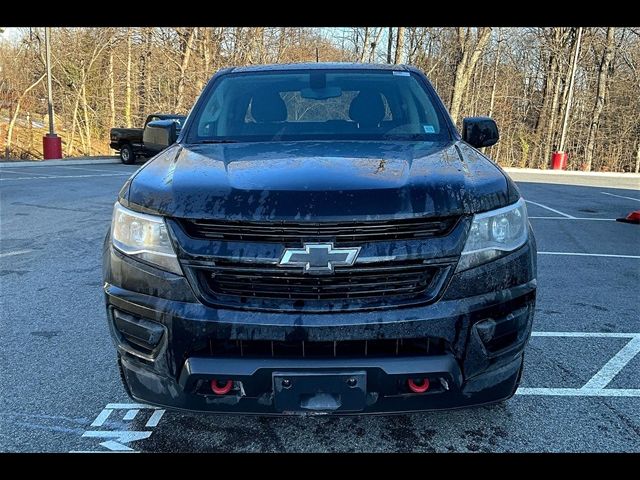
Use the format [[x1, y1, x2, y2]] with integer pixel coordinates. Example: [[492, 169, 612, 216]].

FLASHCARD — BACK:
[[27, 111, 33, 153], [81, 79, 91, 155], [558, 27, 583, 154], [359, 27, 370, 62], [387, 27, 393, 63], [108, 49, 115, 128], [368, 28, 383, 62], [5, 73, 45, 158], [543, 54, 564, 167], [138, 36, 147, 121], [394, 27, 405, 64], [635, 141, 640, 173], [472, 55, 484, 116], [138, 27, 153, 120], [449, 27, 492, 125], [66, 90, 82, 156], [197, 27, 211, 93], [175, 27, 197, 112], [488, 29, 502, 118], [584, 27, 616, 171], [125, 28, 132, 128], [557, 29, 580, 149], [276, 27, 287, 62], [536, 28, 562, 135]]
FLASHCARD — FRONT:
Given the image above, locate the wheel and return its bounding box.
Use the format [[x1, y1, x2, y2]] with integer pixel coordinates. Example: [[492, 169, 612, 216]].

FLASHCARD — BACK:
[[120, 144, 135, 164]]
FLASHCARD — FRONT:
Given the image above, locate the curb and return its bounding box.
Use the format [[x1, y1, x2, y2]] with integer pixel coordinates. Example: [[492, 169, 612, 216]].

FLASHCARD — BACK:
[[0, 157, 121, 168], [502, 167, 640, 179]]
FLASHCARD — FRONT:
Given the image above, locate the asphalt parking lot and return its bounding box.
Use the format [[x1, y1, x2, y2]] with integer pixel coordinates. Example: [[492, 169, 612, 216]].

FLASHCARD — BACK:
[[1, 161, 639, 452]]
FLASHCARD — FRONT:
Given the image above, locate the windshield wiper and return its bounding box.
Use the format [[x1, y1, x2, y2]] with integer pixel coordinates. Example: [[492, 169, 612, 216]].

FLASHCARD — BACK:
[[194, 139, 239, 144]]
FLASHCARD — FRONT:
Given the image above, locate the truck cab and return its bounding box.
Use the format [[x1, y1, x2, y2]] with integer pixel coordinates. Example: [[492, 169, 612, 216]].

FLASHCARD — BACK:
[[109, 114, 186, 164]]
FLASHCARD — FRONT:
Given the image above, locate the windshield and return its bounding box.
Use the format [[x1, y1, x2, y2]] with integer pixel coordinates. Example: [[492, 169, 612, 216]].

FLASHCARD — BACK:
[[186, 69, 451, 143]]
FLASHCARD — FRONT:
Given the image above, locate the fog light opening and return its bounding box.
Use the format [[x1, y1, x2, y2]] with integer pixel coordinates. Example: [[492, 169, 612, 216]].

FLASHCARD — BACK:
[[210, 379, 233, 395], [407, 377, 430, 393]]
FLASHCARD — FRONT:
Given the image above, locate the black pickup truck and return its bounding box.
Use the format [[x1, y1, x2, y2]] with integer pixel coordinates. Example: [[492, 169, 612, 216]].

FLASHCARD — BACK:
[[110, 114, 186, 164], [103, 63, 536, 415]]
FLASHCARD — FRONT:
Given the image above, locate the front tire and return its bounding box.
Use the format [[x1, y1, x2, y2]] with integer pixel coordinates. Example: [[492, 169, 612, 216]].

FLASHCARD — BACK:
[[120, 144, 135, 164]]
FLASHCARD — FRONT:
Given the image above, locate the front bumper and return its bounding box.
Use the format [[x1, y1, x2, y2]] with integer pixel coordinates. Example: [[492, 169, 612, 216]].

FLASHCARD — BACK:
[[104, 236, 536, 414]]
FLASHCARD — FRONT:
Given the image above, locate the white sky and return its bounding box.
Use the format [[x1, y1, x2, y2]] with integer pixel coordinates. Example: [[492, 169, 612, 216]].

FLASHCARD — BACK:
[[0, 27, 23, 43]]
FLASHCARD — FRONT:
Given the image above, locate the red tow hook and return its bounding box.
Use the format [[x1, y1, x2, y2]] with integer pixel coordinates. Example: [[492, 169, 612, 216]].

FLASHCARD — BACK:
[[210, 379, 234, 395], [407, 378, 430, 393]]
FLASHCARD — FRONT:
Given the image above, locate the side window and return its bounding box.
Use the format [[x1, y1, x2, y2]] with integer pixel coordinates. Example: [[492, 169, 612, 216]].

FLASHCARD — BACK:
[[197, 84, 226, 136]]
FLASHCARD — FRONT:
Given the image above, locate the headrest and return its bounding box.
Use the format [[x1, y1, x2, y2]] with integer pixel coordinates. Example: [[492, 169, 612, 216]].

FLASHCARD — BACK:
[[251, 91, 287, 122], [349, 91, 385, 127]]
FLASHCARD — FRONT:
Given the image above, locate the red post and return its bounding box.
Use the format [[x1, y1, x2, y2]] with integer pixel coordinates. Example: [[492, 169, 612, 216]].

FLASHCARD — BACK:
[[551, 151, 567, 170], [43, 29, 62, 161], [43, 134, 62, 160]]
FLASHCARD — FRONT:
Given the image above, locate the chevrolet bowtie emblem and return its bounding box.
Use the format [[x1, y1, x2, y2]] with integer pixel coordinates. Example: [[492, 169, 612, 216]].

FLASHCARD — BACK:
[[279, 243, 361, 274]]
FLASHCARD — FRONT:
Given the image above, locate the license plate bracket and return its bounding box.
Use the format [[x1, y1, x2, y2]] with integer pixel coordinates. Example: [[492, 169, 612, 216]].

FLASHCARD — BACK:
[[272, 371, 367, 413]]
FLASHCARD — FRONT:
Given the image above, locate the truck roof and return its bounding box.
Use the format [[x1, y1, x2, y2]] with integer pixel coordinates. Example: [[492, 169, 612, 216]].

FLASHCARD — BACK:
[[230, 62, 412, 73]]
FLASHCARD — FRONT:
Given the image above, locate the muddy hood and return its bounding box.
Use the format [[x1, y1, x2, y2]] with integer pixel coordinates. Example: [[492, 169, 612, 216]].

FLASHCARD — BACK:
[[125, 141, 513, 221]]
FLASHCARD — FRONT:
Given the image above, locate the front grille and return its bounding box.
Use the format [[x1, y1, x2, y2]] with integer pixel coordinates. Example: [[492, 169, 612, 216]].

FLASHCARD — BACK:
[[196, 260, 439, 301], [178, 217, 459, 244], [191, 337, 446, 359]]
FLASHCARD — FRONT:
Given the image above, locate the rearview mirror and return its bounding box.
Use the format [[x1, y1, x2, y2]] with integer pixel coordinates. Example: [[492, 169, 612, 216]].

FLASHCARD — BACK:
[[300, 86, 342, 100], [143, 119, 178, 152], [462, 117, 499, 149]]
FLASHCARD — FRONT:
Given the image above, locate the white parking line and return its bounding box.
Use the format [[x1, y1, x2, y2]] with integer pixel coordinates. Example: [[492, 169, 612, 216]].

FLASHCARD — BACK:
[[538, 252, 640, 259], [525, 200, 576, 219], [516, 388, 640, 397], [145, 410, 165, 428], [54, 165, 130, 174], [76, 403, 165, 453], [90, 409, 113, 427], [582, 336, 640, 389], [601, 192, 640, 203], [529, 216, 616, 221], [0, 173, 130, 181], [520, 332, 640, 398], [80, 431, 152, 452], [532, 331, 639, 338], [0, 249, 32, 258], [122, 410, 139, 421], [0, 168, 56, 177]]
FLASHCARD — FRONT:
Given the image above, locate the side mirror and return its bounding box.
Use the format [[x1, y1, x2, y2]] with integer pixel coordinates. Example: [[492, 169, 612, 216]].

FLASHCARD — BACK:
[[462, 117, 499, 149], [143, 119, 178, 152]]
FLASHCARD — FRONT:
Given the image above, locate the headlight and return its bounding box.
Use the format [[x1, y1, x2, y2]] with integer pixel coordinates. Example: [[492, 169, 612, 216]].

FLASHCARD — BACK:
[[456, 198, 528, 272], [111, 202, 182, 275]]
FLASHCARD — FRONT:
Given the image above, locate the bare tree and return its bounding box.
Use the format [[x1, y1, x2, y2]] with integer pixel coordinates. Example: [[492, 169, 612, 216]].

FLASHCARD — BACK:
[[584, 27, 616, 171], [175, 27, 197, 113], [5, 73, 45, 157], [125, 28, 132, 128], [449, 27, 492, 124], [394, 27, 405, 64], [2, 26, 639, 170], [487, 29, 502, 118], [108, 47, 115, 128]]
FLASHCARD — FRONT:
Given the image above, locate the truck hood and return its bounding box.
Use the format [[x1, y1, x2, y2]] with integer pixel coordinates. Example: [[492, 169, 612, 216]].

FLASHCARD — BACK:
[[126, 141, 512, 221]]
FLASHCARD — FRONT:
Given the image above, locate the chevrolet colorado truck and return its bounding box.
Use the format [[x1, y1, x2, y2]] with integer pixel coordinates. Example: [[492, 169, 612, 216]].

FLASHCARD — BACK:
[[109, 113, 186, 164], [103, 63, 537, 415]]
